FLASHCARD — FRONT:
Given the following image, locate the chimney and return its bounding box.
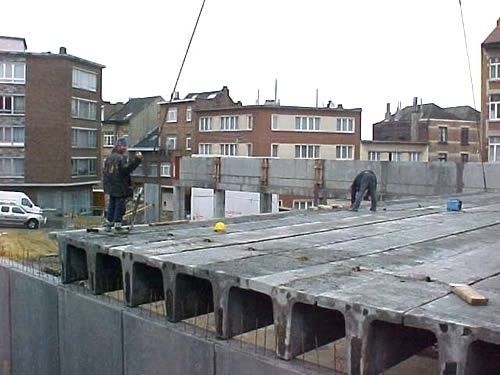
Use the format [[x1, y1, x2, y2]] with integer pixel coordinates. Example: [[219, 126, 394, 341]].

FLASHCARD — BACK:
[[385, 103, 391, 120], [173, 91, 179, 100], [497, 17, 500, 27], [59, 47, 67, 54], [337, 104, 343, 109], [410, 97, 420, 141]]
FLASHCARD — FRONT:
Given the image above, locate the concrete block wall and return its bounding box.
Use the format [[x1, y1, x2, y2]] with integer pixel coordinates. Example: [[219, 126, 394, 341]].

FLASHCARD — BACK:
[[178, 157, 500, 197], [0, 263, 325, 375]]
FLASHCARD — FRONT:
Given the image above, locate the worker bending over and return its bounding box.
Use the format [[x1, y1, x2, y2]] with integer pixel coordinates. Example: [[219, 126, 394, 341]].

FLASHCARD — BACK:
[[350, 170, 377, 212]]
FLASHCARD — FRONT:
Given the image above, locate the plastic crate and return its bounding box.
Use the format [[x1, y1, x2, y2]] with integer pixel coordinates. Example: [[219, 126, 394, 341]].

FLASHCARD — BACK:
[[446, 199, 462, 211]]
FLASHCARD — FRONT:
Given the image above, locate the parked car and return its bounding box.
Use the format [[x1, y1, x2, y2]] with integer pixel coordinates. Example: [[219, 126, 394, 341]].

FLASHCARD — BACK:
[[0, 203, 47, 229]]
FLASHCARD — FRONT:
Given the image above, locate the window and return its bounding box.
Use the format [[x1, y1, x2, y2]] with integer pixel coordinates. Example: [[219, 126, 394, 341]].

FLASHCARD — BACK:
[[72, 98, 97, 120], [186, 136, 192, 151], [439, 127, 448, 143], [0, 126, 24, 145], [0, 95, 25, 115], [167, 107, 177, 123], [220, 143, 237, 156], [186, 107, 192, 122], [12, 207, 24, 214], [336, 145, 353, 160], [272, 114, 279, 130], [293, 200, 314, 210], [103, 131, 115, 147], [368, 151, 380, 161], [461, 153, 469, 163], [247, 115, 253, 130], [389, 152, 401, 162], [0, 62, 25, 83], [199, 117, 212, 131], [72, 68, 97, 92], [295, 117, 320, 131], [72, 128, 97, 148], [409, 152, 421, 162], [246, 143, 252, 156], [220, 116, 239, 130], [490, 57, 500, 80], [336, 118, 354, 132], [0, 158, 24, 176], [438, 153, 447, 162], [489, 136, 500, 162], [166, 135, 177, 150], [160, 163, 172, 177], [489, 95, 500, 120], [271, 144, 279, 157], [1, 206, 8, 213], [461, 128, 469, 145], [71, 158, 96, 176], [295, 144, 319, 159], [199, 143, 212, 155]]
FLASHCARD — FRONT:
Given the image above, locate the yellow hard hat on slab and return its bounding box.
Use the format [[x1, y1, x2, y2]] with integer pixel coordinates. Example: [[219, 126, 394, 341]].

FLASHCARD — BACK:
[[213, 222, 226, 233]]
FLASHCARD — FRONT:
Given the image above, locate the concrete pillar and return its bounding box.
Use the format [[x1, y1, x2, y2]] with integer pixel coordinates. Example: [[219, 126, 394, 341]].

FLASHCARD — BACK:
[[260, 193, 273, 213], [213, 189, 225, 219], [436, 324, 470, 375], [172, 186, 185, 221]]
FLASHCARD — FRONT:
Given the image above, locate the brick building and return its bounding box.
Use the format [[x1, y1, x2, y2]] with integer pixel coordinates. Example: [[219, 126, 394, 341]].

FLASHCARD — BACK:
[[132, 88, 361, 217], [370, 98, 480, 162], [481, 18, 500, 161], [0, 36, 104, 213]]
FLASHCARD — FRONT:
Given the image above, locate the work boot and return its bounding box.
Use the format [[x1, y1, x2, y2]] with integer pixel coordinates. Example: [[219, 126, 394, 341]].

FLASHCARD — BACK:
[[113, 222, 127, 234], [103, 219, 112, 232]]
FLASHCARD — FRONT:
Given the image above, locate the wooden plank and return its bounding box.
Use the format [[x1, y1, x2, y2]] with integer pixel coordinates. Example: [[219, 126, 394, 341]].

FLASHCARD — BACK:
[[450, 283, 488, 305]]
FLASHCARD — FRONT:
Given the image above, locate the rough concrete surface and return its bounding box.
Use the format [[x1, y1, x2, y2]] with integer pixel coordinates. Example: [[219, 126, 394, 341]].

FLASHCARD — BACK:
[[58, 288, 123, 375], [10, 269, 60, 375], [52, 191, 500, 374], [0, 266, 10, 375]]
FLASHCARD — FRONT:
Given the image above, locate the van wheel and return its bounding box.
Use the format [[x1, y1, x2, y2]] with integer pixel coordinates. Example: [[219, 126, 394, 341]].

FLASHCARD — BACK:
[[27, 219, 39, 229]]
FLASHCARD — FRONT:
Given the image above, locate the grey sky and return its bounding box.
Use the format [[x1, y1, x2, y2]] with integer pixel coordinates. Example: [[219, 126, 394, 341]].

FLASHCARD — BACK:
[[4, 0, 500, 139]]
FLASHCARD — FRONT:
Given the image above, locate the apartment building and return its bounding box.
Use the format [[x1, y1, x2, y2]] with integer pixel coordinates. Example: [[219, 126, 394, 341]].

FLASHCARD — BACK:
[[481, 18, 500, 161], [370, 99, 480, 163], [101, 96, 163, 167], [195, 101, 361, 160], [130, 87, 237, 221], [0, 36, 104, 213]]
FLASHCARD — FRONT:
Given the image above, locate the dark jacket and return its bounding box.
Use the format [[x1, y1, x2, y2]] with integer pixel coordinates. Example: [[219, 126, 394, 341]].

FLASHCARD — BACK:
[[351, 170, 377, 204], [103, 151, 142, 197]]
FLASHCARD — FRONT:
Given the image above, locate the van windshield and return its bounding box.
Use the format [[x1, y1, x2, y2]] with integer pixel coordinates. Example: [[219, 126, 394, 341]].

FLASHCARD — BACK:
[[21, 198, 33, 208]]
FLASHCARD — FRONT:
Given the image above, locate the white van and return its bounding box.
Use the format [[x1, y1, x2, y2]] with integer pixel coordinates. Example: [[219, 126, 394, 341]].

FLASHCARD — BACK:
[[0, 191, 44, 215]]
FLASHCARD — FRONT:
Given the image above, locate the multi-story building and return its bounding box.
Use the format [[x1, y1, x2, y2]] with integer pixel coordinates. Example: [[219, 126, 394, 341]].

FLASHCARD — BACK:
[[130, 87, 237, 221], [101, 96, 163, 168], [370, 99, 480, 163], [481, 18, 500, 161], [195, 101, 361, 160], [0, 36, 104, 213]]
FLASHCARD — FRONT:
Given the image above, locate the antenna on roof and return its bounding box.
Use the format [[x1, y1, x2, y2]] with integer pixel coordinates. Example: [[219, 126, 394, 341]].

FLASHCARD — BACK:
[[274, 78, 278, 103], [256, 89, 260, 105], [315, 89, 319, 108]]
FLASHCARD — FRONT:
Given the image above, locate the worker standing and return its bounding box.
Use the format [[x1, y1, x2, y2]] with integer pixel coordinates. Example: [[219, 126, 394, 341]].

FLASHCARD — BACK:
[[350, 170, 377, 212], [103, 137, 143, 232]]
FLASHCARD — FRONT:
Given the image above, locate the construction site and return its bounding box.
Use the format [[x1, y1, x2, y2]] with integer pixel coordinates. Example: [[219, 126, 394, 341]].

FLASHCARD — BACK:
[[0, 159, 499, 375]]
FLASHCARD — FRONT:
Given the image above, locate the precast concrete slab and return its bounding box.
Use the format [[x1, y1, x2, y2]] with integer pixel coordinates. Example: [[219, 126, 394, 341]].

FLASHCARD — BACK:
[[123, 311, 215, 375], [53, 192, 500, 375], [58, 287, 123, 375], [10, 268, 60, 375], [0, 266, 10, 375]]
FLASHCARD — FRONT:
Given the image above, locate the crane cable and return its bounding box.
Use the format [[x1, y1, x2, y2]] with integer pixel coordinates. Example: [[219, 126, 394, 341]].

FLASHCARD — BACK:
[[458, 0, 487, 191]]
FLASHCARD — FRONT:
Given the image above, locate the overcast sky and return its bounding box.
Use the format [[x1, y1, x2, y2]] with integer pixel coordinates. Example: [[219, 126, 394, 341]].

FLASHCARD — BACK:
[[3, 0, 500, 139]]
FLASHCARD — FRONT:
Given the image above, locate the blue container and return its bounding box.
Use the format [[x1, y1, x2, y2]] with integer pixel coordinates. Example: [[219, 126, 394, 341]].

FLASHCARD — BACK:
[[446, 199, 462, 211]]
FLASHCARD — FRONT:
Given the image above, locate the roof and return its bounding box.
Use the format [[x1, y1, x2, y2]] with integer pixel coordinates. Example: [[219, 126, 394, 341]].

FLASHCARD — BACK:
[[0, 36, 27, 52], [361, 140, 428, 146], [104, 96, 163, 123], [483, 19, 500, 46], [376, 103, 479, 126], [197, 104, 362, 113], [158, 86, 230, 104], [129, 127, 159, 151]]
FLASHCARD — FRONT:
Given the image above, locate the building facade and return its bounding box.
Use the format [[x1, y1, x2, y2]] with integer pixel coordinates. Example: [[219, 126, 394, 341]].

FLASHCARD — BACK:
[[0, 37, 104, 213], [371, 99, 480, 163], [481, 18, 500, 162]]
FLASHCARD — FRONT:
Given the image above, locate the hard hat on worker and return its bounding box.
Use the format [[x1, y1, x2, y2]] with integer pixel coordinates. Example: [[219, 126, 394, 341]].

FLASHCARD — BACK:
[[214, 221, 226, 232]]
